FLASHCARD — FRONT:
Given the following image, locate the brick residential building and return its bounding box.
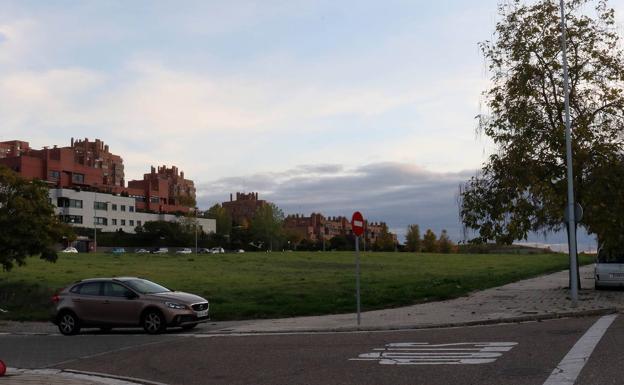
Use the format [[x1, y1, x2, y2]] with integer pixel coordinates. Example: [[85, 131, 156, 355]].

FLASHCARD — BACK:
[[0, 138, 197, 215], [222, 192, 267, 227], [284, 213, 397, 245]]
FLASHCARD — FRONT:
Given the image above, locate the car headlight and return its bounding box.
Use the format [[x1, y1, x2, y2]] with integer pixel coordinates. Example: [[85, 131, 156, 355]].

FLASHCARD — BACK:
[[165, 302, 187, 310]]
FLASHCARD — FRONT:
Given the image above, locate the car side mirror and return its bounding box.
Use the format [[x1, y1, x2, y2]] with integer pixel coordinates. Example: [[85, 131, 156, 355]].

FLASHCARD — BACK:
[[125, 292, 138, 300]]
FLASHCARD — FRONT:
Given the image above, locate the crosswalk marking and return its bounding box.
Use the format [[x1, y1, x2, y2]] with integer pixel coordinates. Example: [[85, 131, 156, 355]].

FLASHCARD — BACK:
[[350, 342, 517, 365]]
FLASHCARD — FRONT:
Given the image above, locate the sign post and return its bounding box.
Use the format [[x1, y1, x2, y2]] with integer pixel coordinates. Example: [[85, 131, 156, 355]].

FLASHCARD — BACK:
[[351, 211, 365, 326]]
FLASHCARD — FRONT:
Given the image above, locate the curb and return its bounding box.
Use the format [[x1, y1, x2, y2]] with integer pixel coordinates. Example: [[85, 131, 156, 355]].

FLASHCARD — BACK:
[[62, 369, 169, 385], [5, 368, 168, 385], [200, 307, 619, 335]]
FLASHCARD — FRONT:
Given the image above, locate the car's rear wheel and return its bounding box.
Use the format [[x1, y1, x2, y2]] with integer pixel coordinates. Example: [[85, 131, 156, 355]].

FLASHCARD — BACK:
[[58, 311, 81, 336], [142, 310, 166, 334]]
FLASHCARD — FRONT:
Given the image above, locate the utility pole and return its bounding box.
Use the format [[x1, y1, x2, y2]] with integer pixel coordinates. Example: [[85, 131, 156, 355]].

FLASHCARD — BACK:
[[559, 0, 579, 306]]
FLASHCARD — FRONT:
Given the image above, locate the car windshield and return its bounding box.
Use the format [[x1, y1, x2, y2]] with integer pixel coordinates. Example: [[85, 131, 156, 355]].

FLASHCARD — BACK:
[[123, 279, 170, 294]]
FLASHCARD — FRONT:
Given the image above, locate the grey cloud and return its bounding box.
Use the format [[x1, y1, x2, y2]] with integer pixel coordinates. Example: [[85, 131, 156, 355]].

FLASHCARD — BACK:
[[197, 162, 473, 242], [197, 161, 597, 248]]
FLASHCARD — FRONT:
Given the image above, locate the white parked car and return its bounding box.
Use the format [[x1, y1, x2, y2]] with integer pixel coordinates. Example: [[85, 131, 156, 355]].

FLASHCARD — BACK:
[[210, 247, 225, 254], [595, 247, 624, 289], [151, 248, 169, 254], [61, 247, 78, 253], [135, 248, 150, 253], [176, 248, 192, 254]]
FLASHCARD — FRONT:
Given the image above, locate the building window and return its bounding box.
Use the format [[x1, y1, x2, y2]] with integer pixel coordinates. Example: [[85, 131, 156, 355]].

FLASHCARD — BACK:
[[59, 215, 83, 224], [112, 219, 117, 225], [137, 220, 142, 226], [121, 205, 126, 212], [94, 217, 108, 226], [129, 220, 134, 226], [150, 197, 159, 203], [121, 219, 126, 226], [112, 204, 117, 211], [49, 170, 60, 180], [94, 201, 108, 210], [57, 198, 83, 208], [129, 206, 134, 212], [72, 173, 85, 184]]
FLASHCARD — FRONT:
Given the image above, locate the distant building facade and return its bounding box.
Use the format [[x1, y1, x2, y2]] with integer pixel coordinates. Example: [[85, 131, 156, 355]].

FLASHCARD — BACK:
[[222, 192, 267, 227], [284, 213, 397, 245], [50, 188, 215, 235], [0, 138, 195, 214]]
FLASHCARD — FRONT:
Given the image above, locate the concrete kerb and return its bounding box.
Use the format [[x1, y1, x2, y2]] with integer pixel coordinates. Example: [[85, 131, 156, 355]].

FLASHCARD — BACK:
[[4, 368, 168, 385], [201, 307, 619, 335]]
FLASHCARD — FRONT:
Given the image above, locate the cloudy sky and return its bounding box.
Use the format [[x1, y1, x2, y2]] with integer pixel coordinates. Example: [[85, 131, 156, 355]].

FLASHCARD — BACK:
[[2, 0, 622, 245]]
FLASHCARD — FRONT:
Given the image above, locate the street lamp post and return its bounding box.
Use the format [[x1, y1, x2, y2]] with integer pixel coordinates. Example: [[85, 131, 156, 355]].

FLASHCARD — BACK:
[[195, 207, 199, 257], [559, 0, 579, 306]]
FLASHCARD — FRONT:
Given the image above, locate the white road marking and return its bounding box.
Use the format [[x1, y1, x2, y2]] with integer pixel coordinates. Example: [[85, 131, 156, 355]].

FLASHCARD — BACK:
[[542, 314, 617, 385], [350, 342, 517, 365]]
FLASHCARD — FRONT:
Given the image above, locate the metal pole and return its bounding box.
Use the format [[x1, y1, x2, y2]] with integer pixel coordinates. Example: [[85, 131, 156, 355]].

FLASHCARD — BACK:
[[195, 208, 198, 257], [559, 0, 579, 306], [355, 235, 361, 326], [93, 192, 97, 253]]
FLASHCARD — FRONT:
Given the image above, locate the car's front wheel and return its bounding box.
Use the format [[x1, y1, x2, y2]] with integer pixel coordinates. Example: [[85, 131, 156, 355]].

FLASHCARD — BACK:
[[142, 310, 166, 334], [58, 311, 81, 336]]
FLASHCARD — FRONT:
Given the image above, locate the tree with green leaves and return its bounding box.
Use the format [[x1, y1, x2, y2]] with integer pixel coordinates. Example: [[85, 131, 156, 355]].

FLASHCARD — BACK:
[[438, 229, 455, 254], [373, 223, 396, 251], [422, 229, 438, 253], [405, 224, 422, 252], [205, 204, 232, 237], [0, 165, 74, 271], [460, 0, 624, 248], [250, 203, 284, 251]]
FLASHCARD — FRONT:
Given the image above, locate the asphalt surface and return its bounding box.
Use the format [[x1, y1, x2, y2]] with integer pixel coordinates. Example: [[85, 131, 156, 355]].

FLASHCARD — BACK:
[[1, 315, 621, 385]]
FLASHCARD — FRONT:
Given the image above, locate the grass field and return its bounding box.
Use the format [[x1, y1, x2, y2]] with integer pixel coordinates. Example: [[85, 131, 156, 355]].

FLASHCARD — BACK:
[[0, 251, 594, 321]]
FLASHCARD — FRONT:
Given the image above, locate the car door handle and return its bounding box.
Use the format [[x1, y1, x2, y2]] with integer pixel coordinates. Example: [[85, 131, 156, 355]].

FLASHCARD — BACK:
[[72, 298, 82, 303], [102, 300, 110, 304]]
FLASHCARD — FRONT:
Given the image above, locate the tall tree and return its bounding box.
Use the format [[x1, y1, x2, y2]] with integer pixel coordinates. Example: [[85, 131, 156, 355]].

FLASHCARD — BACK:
[[438, 229, 455, 254], [405, 224, 422, 252], [460, 0, 624, 247], [422, 229, 439, 253], [205, 204, 232, 237], [250, 203, 284, 251], [0, 165, 74, 271], [373, 223, 396, 251]]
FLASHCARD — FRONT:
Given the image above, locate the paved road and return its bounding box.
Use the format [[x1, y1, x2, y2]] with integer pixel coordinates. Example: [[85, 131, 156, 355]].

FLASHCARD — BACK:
[[1, 315, 622, 385]]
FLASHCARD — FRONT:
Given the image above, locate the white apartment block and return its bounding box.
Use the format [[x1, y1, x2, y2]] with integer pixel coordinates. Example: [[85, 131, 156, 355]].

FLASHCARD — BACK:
[[49, 188, 216, 234]]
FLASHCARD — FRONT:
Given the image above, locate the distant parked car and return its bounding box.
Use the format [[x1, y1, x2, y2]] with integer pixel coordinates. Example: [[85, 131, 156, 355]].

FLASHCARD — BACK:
[[111, 247, 126, 255], [235, 249, 245, 253], [210, 247, 225, 254], [52, 277, 210, 335], [595, 247, 624, 289], [176, 248, 192, 254], [198, 248, 211, 254], [61, 247, 78, 253], [151, 248, 169, 254], [135, 248, 149, 253]]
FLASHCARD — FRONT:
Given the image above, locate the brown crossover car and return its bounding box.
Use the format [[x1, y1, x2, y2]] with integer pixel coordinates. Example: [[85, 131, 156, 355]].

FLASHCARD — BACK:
[[52, 277, 209, 335]]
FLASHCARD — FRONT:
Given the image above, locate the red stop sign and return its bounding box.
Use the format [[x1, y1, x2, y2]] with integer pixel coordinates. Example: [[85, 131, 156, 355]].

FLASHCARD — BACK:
[[351, 211, 364, 237], [0, 360, 6, 376]]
